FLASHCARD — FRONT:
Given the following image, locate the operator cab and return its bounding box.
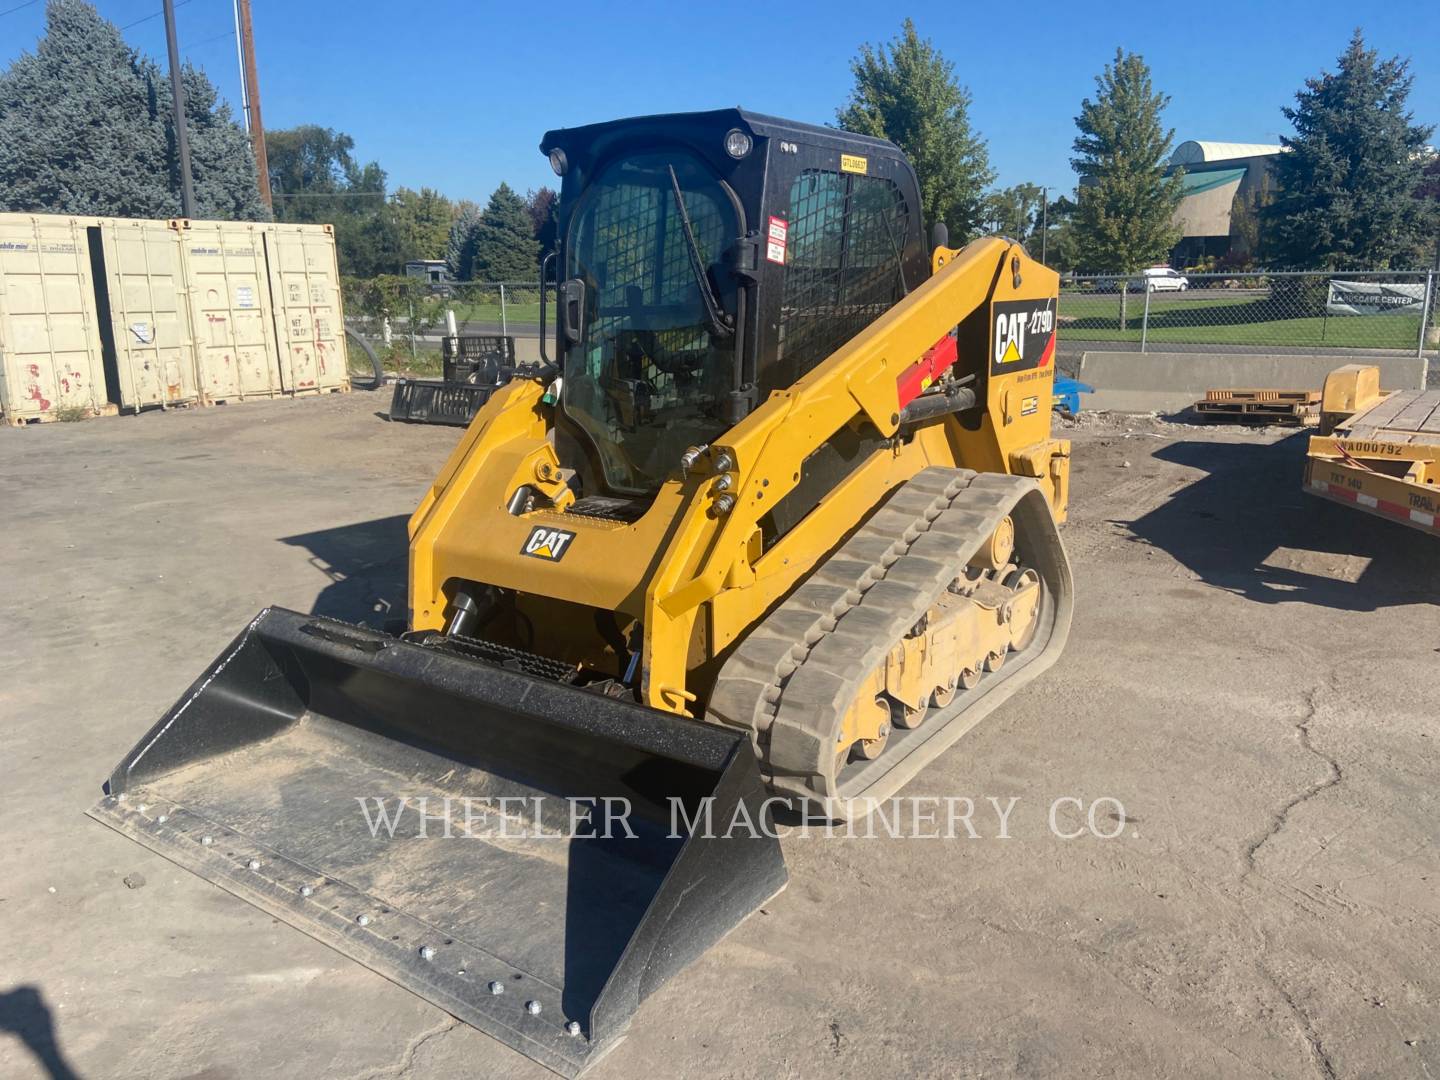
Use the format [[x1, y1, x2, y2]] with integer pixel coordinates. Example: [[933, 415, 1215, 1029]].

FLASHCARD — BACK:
[[541, 109, 926, 498]]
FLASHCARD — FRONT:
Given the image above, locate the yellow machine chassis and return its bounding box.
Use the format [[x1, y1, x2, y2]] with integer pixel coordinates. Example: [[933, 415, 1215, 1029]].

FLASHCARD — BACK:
[[408, 238, 1071, 715]]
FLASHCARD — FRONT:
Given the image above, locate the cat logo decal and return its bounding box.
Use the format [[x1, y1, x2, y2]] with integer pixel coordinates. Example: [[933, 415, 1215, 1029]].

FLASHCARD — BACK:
[[520, 526, 576, 562]]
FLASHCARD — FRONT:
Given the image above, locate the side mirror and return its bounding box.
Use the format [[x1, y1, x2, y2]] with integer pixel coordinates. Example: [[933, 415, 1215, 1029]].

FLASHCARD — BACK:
[[560, 278, 586, 346], [930, 221, 949, 252]]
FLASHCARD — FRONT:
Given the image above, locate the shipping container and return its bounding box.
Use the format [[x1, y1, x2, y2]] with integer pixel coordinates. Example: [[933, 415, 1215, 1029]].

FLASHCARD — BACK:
[[2, 213, 351, 424], [97, 217, 199, 410], [264, 223, 349, 394], [177, 219, 284, 402], [0, 214, 111, 424]]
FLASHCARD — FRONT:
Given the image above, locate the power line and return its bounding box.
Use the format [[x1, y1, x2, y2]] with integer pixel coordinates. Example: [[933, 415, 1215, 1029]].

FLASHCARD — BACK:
[[270, 191, 389, 200], [120, 0, 197, 31], [0, 0, 205, 29], [187, 27, 234, 48], [0, 0, 42, 19]]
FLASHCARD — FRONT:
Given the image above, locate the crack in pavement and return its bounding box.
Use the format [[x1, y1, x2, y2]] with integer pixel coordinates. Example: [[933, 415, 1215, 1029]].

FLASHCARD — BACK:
[[1253, 937, 1339, 1080], [1240, 677, 1345, 1080], [1242, 681, 1344, 880], [346, 1017, 461, 1080]]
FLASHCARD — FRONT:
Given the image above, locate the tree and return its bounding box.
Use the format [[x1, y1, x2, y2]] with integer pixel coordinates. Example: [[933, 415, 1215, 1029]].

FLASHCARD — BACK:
[[980, 183, 1046, 242], [470, 183, 537, 282], [1225, 169, 1274, 269], [0, 0, 175, 217], [1420, 155, 1440, 268], [170, 64, 267, 221], [527, 187, 558, 259], [0, 1, 261, 220], [267, 125, 390, 275], [1070, 49, 1183, 271], [837, 19, 993, 240], [386, 186, 453, 265], [1262, 31, 1436, 270], [1041, 195, 1082, 272], [447, 199, 482, 280], [267, 125, 384, 205]]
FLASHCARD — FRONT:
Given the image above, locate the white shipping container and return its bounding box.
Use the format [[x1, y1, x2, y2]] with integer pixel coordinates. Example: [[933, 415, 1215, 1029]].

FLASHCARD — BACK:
[[178, 220, 284, 402], [99, 218, 198, 410], [265, 223, 350, 394], [2, 212, 352, 425], [0, 214, 111, 424]]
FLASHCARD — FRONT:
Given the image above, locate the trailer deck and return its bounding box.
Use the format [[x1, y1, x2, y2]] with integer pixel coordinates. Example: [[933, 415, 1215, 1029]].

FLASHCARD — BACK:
[[1305, 379, 1440, 537]]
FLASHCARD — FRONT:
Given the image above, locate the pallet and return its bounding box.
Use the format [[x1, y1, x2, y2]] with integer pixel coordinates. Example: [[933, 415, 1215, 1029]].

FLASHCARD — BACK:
[[1203, 388, 1320, 405], [1192, 398, 1320, 426]]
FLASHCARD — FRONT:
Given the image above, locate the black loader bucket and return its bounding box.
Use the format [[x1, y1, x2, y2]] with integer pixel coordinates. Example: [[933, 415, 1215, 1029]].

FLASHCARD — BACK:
[[89, 608, 787, 1077]]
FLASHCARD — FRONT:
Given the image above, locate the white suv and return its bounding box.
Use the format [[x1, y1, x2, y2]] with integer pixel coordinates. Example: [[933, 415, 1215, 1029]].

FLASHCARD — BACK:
[[1142, 267, 1189, 292]]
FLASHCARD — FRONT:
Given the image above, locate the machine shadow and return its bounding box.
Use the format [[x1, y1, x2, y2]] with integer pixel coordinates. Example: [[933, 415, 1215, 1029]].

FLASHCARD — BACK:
[[280, 515, 411, 628], [0, 985, 83, 1080], [1124, 433, 1440, 611]]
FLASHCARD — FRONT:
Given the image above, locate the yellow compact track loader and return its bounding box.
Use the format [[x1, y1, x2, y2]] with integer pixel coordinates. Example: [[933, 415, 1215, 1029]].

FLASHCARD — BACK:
[[92, 110, 1074, 1075]]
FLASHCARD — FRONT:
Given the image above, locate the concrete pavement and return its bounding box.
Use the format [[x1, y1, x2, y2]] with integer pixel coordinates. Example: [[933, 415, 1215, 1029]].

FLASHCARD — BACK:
[[2, 394, 1437, 1079]]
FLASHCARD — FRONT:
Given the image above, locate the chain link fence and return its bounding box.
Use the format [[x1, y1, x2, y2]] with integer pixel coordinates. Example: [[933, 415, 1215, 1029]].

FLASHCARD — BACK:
[[341, 268, 1439, 379], [1061, 269, 1438, 356], [343, 278, 551, 376]]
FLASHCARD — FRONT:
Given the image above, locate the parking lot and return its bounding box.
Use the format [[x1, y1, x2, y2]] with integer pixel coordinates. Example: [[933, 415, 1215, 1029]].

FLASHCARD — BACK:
[[2, 391, 1438, 1079]]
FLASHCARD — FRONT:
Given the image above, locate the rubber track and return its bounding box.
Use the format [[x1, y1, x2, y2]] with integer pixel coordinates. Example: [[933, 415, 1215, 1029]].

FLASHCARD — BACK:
[[708, 466, 1069, 808]]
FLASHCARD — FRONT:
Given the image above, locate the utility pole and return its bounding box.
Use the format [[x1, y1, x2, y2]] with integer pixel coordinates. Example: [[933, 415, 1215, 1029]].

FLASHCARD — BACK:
[[231, 0, 249, 132], [236, 0, 272, 210], [163, 0, 196, 218]]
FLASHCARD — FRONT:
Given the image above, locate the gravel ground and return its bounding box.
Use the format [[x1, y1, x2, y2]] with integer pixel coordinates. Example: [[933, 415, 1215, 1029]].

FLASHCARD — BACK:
[[1, 392, 1437, 1079]]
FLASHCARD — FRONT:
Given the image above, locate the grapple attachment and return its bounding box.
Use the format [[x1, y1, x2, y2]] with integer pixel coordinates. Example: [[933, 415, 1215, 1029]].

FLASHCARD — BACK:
[[89, 607, 786, 1076]]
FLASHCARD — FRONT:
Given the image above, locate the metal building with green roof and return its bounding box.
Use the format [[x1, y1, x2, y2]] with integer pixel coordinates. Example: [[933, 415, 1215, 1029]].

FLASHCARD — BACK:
[[1166, 140, 1283, 265]]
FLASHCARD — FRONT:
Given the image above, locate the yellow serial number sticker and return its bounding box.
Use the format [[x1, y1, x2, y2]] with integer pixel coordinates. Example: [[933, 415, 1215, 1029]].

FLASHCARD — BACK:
[[840, 153, 868, 174]]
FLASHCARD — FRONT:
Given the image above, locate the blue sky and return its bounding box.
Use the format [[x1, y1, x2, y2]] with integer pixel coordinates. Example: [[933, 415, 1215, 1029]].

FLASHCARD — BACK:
[[3, 0, 1436, 205]]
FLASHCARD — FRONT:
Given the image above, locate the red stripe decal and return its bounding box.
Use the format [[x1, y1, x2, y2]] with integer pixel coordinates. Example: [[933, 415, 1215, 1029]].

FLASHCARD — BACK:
[[896, 334, 958, 408]]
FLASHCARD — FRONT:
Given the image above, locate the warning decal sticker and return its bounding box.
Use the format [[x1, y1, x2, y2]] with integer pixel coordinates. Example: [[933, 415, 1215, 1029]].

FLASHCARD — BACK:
[[990, 298, 1056, 377], [766, 216, 788, 265]]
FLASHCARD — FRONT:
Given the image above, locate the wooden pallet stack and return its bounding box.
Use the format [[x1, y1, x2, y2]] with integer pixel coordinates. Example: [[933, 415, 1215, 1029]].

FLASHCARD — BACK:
[[1192, 388, 1322, 426]]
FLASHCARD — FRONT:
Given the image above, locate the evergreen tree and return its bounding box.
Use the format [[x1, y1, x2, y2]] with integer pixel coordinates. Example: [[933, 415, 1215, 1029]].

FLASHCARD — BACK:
[[447, 200, 481, 280], [1420, 156, 1440, 268], [1263, 31, 1435, 270], [527, 187, 558, 259], [0, 1, 262, 220], [837, 19, 993, 240], [0, 0, 171, 216], [1070, 49, 1183, 271], [470, 183, 537, 282], [169, 64, 267, 221]]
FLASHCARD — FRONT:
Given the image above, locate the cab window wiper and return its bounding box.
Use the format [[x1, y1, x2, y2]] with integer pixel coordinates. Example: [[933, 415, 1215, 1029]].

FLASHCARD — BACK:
[[667, 165, 733, 340]]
